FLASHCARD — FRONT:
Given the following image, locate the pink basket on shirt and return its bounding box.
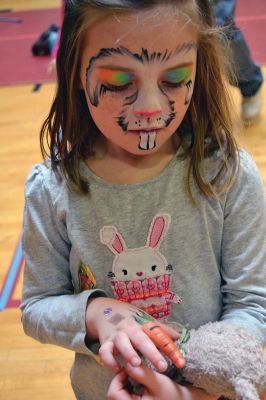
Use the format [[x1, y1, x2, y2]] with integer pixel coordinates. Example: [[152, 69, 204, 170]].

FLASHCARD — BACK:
[[110, 273, 171, 301]]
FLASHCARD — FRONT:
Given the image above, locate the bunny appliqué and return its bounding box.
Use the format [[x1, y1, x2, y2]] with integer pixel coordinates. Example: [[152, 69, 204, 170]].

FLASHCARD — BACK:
[[100, 214, 182, 320]]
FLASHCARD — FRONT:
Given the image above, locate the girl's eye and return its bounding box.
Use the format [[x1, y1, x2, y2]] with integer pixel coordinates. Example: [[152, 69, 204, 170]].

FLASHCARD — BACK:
[[102, 82, 133, 93], [161, 80, 184, 89], [161, 64, 193, 89], [98, 69, 134, 93]]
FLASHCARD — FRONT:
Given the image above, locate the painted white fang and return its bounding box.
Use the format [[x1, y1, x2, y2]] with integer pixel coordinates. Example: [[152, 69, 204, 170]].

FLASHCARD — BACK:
[[149, 131, 156, 149], [139, 130, 157, 150]]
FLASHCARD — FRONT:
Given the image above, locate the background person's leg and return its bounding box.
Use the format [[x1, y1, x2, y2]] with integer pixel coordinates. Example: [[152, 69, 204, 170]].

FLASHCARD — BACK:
[[212, 0, 263, 124]]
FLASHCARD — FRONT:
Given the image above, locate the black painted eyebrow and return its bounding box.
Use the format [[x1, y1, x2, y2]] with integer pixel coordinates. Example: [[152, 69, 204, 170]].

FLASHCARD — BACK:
[[96, 65, 133, 72], [87, 42, 197, 70]]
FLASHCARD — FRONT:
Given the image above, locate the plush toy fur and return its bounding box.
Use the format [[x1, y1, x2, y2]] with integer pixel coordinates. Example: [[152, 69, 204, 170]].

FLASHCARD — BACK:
[[181, 322, 266, 400], [135, 322, 266, 400]]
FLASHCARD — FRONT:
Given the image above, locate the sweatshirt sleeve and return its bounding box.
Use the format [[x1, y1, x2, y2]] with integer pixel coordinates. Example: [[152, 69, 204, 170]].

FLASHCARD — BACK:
[[220, 151, 266, 345], [21, 164, 106, 355]]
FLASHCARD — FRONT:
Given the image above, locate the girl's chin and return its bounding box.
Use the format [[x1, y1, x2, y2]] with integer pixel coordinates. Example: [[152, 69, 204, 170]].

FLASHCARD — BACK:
[[118, 142, 172, 158], [102, 128, 178, 157], [105, 142, 160, 158]]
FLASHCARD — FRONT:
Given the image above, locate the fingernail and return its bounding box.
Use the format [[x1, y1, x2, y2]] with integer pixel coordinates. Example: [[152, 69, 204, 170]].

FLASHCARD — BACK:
[[178, 357, 186, 368], [157, 360, 167, 371], [131, 356, 141, 366]]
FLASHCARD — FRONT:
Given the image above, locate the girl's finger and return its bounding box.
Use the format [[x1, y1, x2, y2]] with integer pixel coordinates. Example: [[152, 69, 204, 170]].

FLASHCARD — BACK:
[[125, 363, 159, 389], [99, 340, 121, 372], [141, 322, 185, 369], [128, 329, 169, 372], [113, 331, 142, 366], [107, 369, 132, 400], [125, 364, 179, 398]]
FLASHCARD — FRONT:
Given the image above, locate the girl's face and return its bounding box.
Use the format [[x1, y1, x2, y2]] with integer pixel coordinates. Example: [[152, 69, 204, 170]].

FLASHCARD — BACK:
[[80, 5, 197, 157]]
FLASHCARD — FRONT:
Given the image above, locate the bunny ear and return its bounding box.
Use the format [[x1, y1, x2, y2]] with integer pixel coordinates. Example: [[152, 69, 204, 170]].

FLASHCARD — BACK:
[[147, 214, 170, 249], [100, 226, 126, 254]]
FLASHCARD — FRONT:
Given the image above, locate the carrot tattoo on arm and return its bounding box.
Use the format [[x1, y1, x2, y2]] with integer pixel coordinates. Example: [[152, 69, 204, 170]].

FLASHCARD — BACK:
[[133, 310, 186, 369]]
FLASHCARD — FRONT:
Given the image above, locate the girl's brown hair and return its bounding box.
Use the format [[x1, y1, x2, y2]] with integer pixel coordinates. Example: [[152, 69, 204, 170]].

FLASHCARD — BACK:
[[40, 0, 239, 198]]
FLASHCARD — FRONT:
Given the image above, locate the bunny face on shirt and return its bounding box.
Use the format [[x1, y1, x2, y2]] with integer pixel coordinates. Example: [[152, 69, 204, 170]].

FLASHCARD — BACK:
[[80, 4, 197, 158]]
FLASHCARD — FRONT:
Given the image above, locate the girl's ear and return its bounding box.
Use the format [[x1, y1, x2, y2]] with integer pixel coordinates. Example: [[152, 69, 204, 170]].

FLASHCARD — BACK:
[[146, 214, 170, 249], [100, 226, 126, 255]]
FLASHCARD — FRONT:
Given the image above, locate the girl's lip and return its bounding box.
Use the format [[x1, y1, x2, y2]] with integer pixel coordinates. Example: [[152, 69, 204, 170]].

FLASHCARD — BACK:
[[128, 128, 160, 133]]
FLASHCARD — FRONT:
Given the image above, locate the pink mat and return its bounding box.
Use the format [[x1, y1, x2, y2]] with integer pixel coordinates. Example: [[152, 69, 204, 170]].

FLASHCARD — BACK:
[[235, 0, 266, 65], [0, 8, 60, 86]]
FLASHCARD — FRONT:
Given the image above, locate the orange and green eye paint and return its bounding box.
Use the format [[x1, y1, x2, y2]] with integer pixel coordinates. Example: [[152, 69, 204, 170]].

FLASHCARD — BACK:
[[98, 69, 133, 86], [163, 63, 193, 84]]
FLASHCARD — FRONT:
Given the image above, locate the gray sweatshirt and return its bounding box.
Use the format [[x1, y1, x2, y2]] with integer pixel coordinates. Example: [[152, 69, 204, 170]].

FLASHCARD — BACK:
[[21, 149, 266, 400]]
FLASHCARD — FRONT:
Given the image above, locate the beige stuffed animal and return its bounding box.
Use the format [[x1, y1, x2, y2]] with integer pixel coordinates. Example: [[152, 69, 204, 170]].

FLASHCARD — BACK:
[[132, 321, 266, 400], [181, 322, 266, 400]]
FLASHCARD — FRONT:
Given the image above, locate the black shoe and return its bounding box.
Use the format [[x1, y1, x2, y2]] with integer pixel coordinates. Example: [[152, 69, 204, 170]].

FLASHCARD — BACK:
[[31, 24, 59, 56]]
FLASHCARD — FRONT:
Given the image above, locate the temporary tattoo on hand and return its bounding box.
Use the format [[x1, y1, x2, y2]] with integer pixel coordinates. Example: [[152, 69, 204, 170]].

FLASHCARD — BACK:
[[103, 307, 113, 316], [108, 313, 126, 326], [131, 309, 155, 325]]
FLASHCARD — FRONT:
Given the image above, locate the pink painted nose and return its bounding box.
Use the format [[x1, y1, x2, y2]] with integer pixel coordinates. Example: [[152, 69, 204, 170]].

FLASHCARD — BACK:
[[134, 109, 161, 117], [136, 272, 143, 276]]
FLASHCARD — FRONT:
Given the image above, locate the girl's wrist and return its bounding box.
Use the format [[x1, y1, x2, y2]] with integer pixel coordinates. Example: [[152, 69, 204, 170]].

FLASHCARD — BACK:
[[85, 295, 108, 340]]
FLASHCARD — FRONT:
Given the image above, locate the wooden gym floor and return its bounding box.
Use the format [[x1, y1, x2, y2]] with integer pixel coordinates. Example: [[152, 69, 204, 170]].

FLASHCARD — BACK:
[[0, 1, 265, 399]]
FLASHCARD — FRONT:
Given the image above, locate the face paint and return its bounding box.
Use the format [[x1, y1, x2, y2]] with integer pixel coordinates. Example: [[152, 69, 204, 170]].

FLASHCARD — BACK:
[[85, 47, 196, 109], [85, 51, 195, 153], [98, 69, 134, 87], [80, 7, 197, 157], [162, 63, 193, 86], [185, 79, 193, 105], [139, 130, 157, 150]]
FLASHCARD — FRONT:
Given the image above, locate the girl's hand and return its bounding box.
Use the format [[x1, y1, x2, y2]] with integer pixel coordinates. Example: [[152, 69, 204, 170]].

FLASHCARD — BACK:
[[85, 297, 183, 373], [107, 364, 219, 400], [107, 364, 181, 400]]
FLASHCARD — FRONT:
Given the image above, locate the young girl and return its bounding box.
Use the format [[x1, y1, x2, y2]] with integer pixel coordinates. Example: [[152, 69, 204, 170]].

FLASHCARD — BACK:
[[21, 1, 266, 399]]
